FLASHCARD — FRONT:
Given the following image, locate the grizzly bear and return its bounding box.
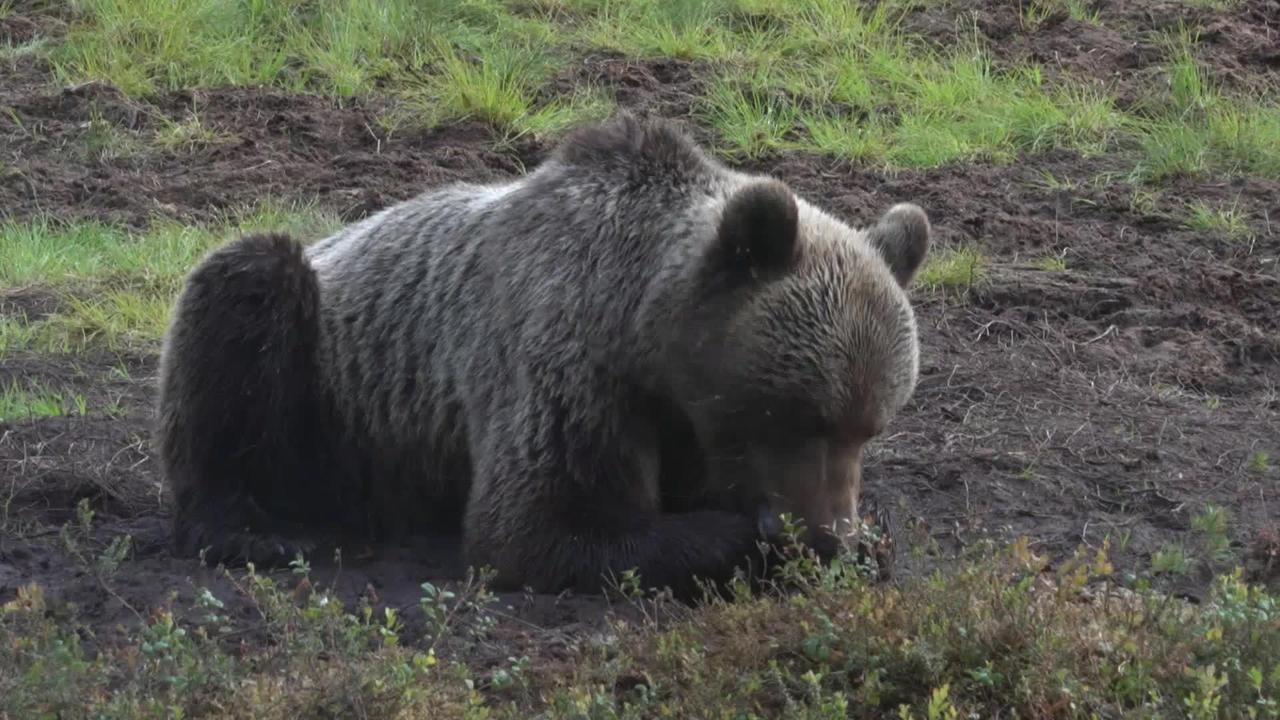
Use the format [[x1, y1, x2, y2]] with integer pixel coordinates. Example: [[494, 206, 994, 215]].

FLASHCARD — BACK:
[[156, 113, 930, 601]]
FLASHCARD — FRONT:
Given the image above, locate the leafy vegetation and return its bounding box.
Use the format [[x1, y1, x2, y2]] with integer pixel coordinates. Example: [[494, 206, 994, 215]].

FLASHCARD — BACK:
[[3, 521, 1277, 718]]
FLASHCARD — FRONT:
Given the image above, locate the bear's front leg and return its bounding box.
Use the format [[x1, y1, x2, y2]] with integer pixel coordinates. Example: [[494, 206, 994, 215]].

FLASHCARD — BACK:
[[463, 452, 779, 602]]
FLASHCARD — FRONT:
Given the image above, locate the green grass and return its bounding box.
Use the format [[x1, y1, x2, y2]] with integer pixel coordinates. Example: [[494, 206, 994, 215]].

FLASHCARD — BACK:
[[0, 380, 83, 423], [0, 318, 37, 362], [0, 200, 339, 288], [916, 246, 989, 292], [1152, 543, 1193, 576], [78, 108, 141, 162], [0, 36, 49, 61], [684, 3, 1121, 165], [1023, 0, 1102, 26], [153, 113, 236, 153], [28, 290, 175, 354], [53, 0, 500, 98], [579, 0, 743, 61], [1183, 200, 1252, 240], [396, 37, 613, 137], [46, 0, 1280, 177], [1132, 31, 1280, 181], [1250, 451, 1272, 475], [1034, 253, 1068, 272], [53, 0, 582, 133], [0, 201, 342, 353]]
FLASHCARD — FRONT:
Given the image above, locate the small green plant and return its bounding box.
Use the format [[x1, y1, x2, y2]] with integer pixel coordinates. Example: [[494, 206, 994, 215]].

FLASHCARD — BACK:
[[1034, 251, 1068, 271], [1152, 543, 1192, 576], [1035, 170, 1080, 192], [1020, 1, 1055, 28], [1128, 187, 1164, 215], [916, 246, 988, 292], [154, 112, 235, 152], [1184, 200, 1252, 239], [1192, 504, 1233, 564], [0, 37, 49, 61], [0, 380, 72, 423], [0, 317, 36, 360], [80, 107, 139, 162], [1062, 0, 1101, 23], [1249, 451, 1272, 474], [1020, 0, 1100, 28]]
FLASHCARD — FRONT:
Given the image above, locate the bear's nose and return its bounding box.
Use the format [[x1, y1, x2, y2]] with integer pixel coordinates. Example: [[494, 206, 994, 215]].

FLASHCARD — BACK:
[[756, 505, 783, 540], [806, 527, 843, 563]]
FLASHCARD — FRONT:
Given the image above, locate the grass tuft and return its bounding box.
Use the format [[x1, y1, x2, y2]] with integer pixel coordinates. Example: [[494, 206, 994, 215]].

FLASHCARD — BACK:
[[400, 38, 612, 136], [699, 78, 799, 160], [0, 380, 82, 423], [153, 112, 236, 153], [1249, 451, 1272, 475], [916, 246, 989, 292], [1034, 252, 1068, 272], [1183, 200, 1252, 240], [579, 0, 740, 61]]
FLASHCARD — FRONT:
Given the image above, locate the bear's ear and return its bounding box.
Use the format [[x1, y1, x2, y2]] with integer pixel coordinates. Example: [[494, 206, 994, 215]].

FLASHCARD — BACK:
[[866, 203, 930, 288], [711, 179, 800, 280]]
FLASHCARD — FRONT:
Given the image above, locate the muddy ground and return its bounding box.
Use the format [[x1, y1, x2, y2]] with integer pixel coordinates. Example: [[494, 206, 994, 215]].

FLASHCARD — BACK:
[[2, 0, 1278, 668]]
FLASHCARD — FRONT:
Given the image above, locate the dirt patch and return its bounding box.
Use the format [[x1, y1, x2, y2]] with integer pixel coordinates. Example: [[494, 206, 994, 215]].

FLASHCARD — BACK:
[[904, 0, 1280, 107], [743, 146, 1279, 596], [0, 80, 529, 229], [1, 0, 1278, 675]]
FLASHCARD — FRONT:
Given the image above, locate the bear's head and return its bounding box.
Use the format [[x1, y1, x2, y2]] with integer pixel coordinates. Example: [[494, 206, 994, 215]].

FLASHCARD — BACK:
[[671, 179, 930, 560]]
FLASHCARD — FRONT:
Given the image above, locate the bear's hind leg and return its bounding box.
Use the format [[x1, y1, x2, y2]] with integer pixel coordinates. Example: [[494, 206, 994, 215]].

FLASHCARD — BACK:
[[157, 233, 335, 568]]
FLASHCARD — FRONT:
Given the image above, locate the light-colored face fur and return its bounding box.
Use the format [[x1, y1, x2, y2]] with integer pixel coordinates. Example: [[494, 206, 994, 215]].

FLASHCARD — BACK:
[[686, 184, 930, 556]]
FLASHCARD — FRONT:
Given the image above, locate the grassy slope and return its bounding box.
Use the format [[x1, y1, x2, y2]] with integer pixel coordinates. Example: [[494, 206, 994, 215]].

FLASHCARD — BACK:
[[42, 0, 1280, 175], [2, 1, 1279, 718]]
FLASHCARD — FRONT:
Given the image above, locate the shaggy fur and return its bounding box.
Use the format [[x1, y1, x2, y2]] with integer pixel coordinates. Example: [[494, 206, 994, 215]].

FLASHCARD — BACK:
[[156, 113, 930, 600]]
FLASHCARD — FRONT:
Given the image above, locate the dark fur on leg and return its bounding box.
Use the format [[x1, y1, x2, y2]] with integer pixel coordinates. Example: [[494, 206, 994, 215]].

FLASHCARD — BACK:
[[157, 233, 337, 568]]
